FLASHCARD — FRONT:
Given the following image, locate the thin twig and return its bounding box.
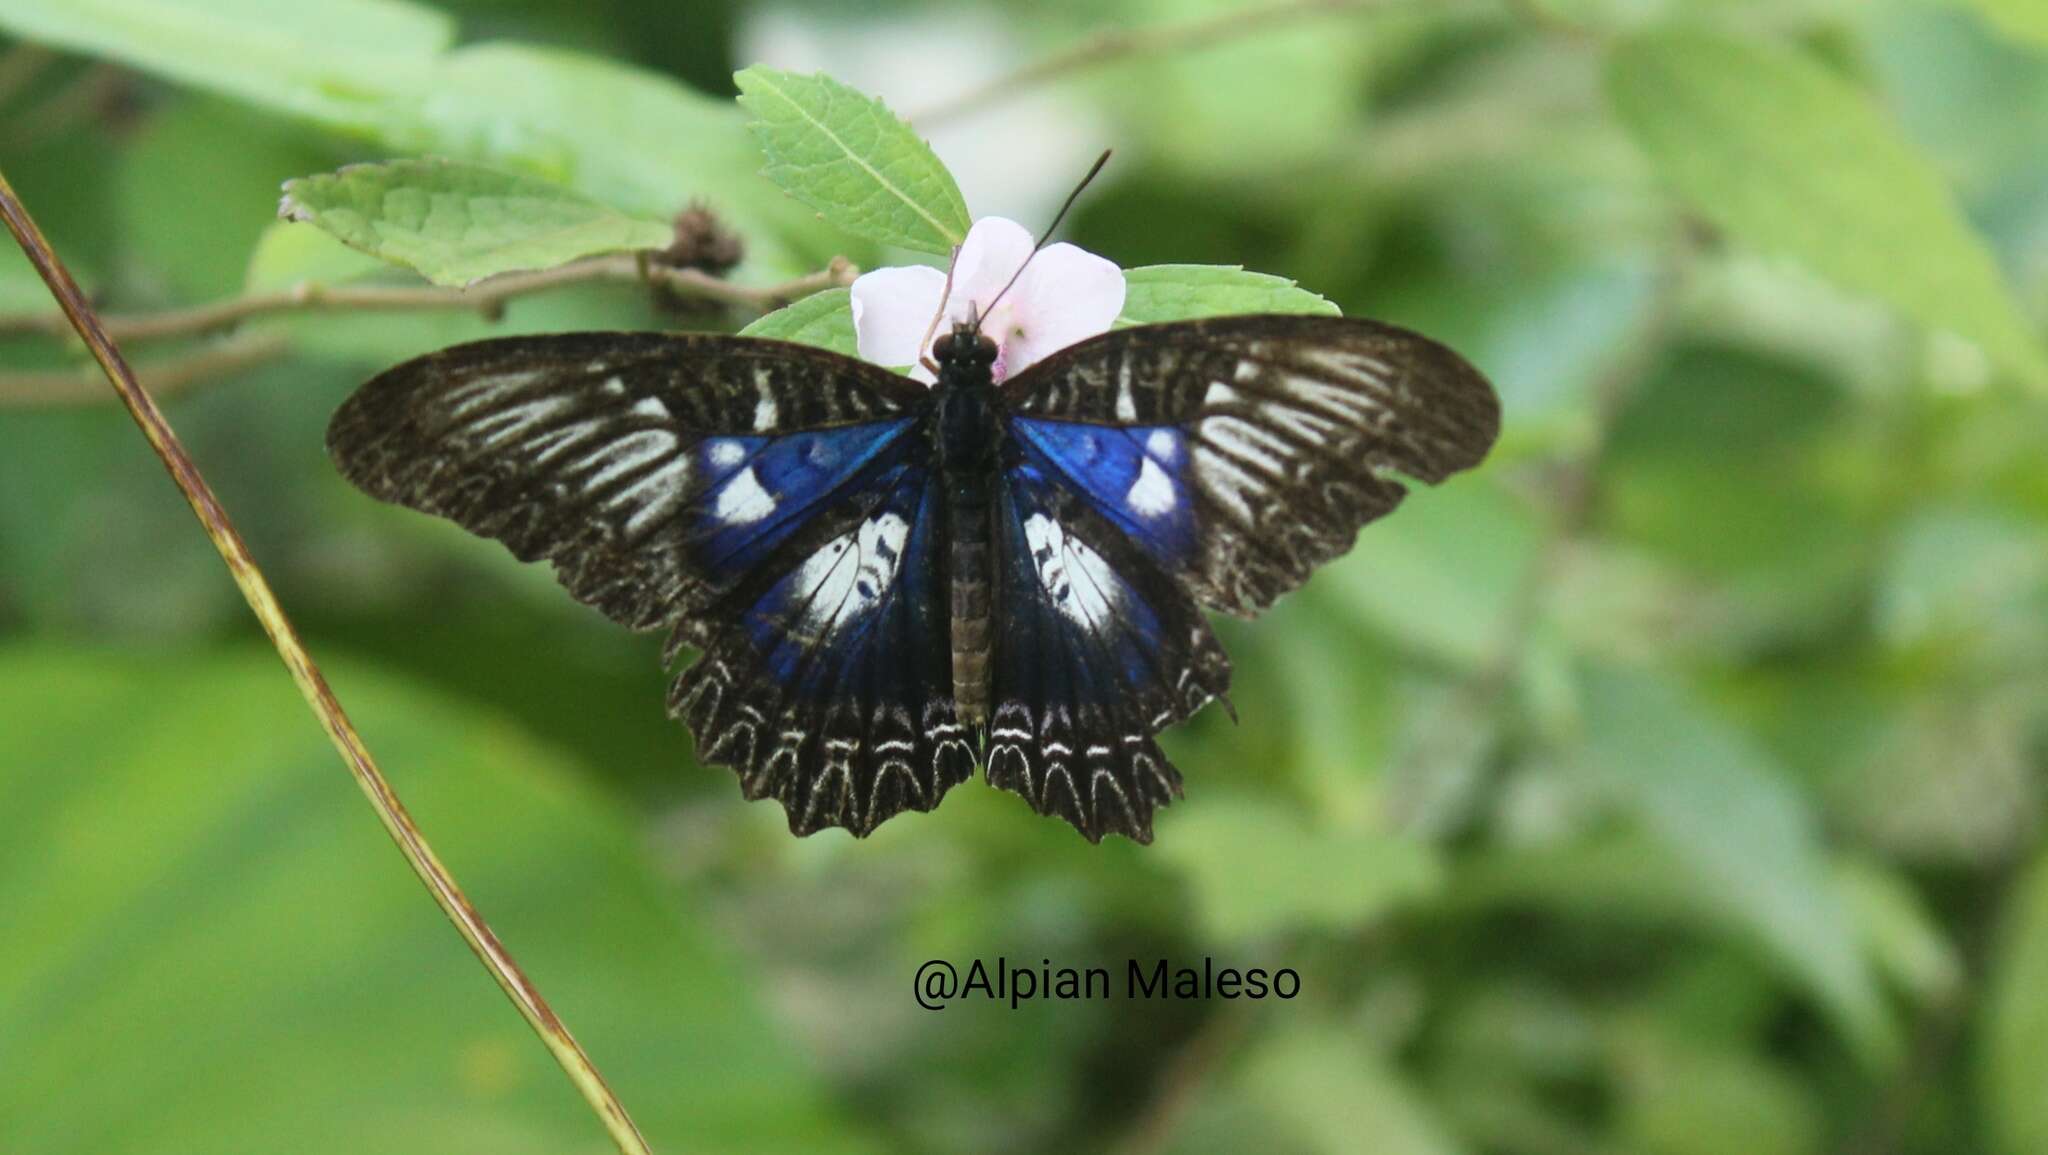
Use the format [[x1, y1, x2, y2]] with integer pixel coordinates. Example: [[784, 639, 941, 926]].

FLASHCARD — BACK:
[[912, 0, 1390, 126], [0, 166, 658, 1155], [0, 331, 291, 409], [0, 253, 858, 344]]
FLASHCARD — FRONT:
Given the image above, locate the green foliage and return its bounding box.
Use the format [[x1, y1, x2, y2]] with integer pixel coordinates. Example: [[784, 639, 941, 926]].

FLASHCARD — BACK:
[[735, 66, 971, 255], [0, 649, 872, 1155], [280, 159, 674, 286], [1576, 670, 1895, 1063], [1608, 26, 2048, 389], [0, 1, 835, 275], [1156, 801, 1441, 940], [1189, 1028, 1463, 1155], [1117, 264, 1339, 326], [1982, 854, 2048, 1155], [737, 287, 859, 357], [0, 0, 453, 125], [4, 2, 2046, 1153], [1945, 0, 2048, 50]]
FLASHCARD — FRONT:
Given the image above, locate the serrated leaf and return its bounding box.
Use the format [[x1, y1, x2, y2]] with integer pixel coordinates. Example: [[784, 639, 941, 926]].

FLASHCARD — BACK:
[[735, 66, 970, 255], [240, 222, 635, 363], [1116, 264, 1340, 327], [280, 158, 673, 286], [1576, 669, 1896, 1064], [0, 648, 876, 1154], [1608, 27, 2048, 389], [737, 287, 858, 357], [1155, 800, 1440, 940]]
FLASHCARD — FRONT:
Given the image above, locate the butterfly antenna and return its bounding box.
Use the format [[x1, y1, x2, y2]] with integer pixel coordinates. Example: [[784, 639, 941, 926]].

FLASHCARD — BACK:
[[917, 244, 963, 376], [978, 148, 1112, 328]]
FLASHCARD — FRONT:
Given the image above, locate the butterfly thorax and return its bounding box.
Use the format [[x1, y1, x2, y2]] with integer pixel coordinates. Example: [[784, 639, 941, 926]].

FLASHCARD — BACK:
[[931, 325, 1002, 728]]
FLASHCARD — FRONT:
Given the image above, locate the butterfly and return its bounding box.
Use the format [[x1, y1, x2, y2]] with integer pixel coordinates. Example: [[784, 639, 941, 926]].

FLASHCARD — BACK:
[[327, 311, 1500, 843]]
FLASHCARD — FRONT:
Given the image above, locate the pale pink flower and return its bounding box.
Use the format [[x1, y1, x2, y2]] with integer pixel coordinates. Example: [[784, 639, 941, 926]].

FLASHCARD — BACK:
[[850, 216, 1125, 383]]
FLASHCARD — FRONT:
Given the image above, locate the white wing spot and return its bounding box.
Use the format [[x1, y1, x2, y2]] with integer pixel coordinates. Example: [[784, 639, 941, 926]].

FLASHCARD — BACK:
[[600, 375, 628, 395], [1023, 514, 1121, 627], [787, 513, 910, 634], [1145, 429, 1180, 461], [630, 395, 668, 419], [714, 466, 776, 524], [753, 368, 779, 430], [1126, 457, 1177, 517], [1205, 380, 1244, 407], [706, 439, 746, 468]]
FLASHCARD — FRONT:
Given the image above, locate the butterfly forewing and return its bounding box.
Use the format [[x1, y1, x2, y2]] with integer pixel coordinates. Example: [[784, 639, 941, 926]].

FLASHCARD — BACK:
[[328, 332, 928, 629], [327, 332, 972, 835], [1000, 314, 1501, 615]]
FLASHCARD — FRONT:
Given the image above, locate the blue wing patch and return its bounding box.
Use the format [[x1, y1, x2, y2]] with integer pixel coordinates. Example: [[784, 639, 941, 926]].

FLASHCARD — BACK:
[[685, 418, 917, 576], [1008, 417, 1197, 565]]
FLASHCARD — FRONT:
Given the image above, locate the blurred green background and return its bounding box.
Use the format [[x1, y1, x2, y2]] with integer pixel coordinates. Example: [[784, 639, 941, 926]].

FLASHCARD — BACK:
[[4, 1, 2048, 1152]]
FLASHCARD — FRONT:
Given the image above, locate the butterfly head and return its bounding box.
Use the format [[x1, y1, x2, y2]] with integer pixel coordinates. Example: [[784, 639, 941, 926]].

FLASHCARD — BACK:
[[931, 320, 998, 383]]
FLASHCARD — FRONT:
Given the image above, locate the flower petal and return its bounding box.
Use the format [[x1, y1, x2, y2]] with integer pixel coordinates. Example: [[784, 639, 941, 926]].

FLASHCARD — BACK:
[[949, 216, 1036, 309], [851, 264, 948, 375], [1001, 242, 1126, 375]]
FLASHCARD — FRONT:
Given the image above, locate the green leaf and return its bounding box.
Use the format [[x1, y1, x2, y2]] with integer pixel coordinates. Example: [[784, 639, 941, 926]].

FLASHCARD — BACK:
[[1116, 264, 1340, 327], [1166, 1028, 1462, 1155], [1608, 27, 2048, 389], [0, 0, 451, 126], [1982, 852, 2048, 1155], [1155, 800, 1441, 940], [0, 647, 876, 1155], [1320, 477, 1541, 672], [735, 66, 970, 255], [0, 7, 838, 277], [1833, 857, 1962, 1009], [737, 287, 859, 358], [241, 222, 649, 363], [280, 158, 674, 286], [1576, 669, 1896, 1064], [403, 45, 831, 274], [1941, 0, 2048, 51], [1607, 1023, 1823, 1155]]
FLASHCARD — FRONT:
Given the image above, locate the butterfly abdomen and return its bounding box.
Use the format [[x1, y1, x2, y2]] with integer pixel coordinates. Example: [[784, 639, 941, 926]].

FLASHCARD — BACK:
[[943, 463, 994, 727], [934, 334, 1004, 729]]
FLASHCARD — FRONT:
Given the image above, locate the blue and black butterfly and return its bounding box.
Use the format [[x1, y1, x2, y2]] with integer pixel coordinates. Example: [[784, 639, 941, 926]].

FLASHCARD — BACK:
[[327, 310, 1499, 843]]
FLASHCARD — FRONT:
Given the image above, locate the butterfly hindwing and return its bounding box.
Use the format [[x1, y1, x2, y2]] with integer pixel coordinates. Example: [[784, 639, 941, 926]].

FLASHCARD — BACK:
[[667, 450, 974, 835], [327, 331, 971, 835], [1001, 314, 1501, 615], [985, 456, 1231, 843], [328, 331, 929, 629]]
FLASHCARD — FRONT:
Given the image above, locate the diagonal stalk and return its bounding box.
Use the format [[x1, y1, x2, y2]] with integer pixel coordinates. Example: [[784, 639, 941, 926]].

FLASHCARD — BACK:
[[0, 168, 656, 1155]]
